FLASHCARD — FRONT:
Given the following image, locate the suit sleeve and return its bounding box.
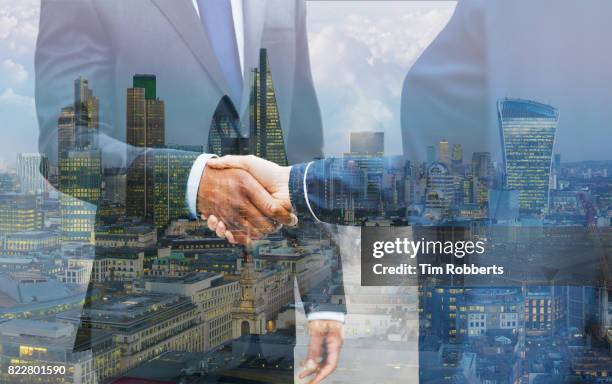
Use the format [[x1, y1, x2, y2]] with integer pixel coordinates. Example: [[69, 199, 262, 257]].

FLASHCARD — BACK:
[[289, 159, 376, 226], [35, 0, 202, 218]]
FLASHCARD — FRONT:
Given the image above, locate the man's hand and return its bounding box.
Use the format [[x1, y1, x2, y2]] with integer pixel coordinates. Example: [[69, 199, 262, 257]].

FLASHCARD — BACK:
[[300, 320, 344, 384], [205, 155, 294, 244], [197, 164, 293, 245]]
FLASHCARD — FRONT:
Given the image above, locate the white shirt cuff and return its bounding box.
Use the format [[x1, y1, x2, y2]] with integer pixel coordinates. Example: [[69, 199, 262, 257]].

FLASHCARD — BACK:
[[186, 153, 218, 219], [307, 311, 345, 323]]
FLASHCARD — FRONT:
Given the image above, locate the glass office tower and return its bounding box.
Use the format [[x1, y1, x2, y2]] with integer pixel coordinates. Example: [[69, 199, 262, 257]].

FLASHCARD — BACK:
[[497, 99, 558, 215], [249, 49, 288, 167]]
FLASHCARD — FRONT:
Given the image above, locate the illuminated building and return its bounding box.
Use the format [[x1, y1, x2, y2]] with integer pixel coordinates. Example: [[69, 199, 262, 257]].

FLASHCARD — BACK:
[[126, 74, 165, 219], [17, 153, 48, 196], [524, 286, 565, 336], [94, 224, 156, 249], [0, 193, 42, 234], [0, 272, 84, 320], [0, 319, 120, 384], [424, 162, 454, 219], [498, 99, 558, 214], [58, 293, 206, 373], [58, 78, 101, 243], [153, 145, 201, 230], [57, 106, 76, 158], [249, 49, 288, 166], [438, 139, 449, 165], [1, 231, 59, 256], [207, 96, 243, 156], [59, 150, 101, 242]]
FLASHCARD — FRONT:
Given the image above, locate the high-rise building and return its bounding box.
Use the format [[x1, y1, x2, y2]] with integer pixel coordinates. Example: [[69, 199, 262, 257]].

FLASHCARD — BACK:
[[126, 75, 166, 219], [438, 139, 449, 165], [249, 49, 287, 166], [350, 131, 384, 156], [74, 77, 100, 149], [498, 99, 558, 214], [425, 162, 455, 218], [59, 78, 101, 243], [207, 96, 243, 156], [58, 106, 76, 157], [471, 152, 492, 179], [17, 153, 48, 195], [154, 145, 202, 230], [426, 145, 436, 164], [451, 144, 463, 174], [59, 150, 101, 242], [346, 132, 386, 214]]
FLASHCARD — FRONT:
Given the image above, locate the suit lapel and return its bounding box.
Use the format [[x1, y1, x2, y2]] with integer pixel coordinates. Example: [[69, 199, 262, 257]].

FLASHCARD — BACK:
[[151, 0, 228, 95]]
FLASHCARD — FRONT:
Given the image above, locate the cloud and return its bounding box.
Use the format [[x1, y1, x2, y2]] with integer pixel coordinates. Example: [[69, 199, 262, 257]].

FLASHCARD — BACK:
[[308, 4, 454, 155], [0, 87, 35, 107], [0, 0, 40, 55], [1, 59, 28, 83], [0, 12, 17, 40]]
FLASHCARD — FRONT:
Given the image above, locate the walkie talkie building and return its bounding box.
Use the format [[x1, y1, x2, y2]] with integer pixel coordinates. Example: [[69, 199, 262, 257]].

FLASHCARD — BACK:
[[498, 99, 558, 215]]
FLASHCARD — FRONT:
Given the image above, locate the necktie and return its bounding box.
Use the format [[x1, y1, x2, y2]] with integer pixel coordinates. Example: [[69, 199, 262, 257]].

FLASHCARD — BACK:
[[197, 0, 243, 107]]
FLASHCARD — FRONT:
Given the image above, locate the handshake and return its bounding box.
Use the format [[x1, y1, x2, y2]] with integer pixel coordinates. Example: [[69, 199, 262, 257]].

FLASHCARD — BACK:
[[197, 155, 296, 245]]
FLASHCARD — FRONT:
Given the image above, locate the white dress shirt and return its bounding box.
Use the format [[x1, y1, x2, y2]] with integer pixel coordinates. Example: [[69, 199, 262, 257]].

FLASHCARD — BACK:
[[186, 1, 344, 324]]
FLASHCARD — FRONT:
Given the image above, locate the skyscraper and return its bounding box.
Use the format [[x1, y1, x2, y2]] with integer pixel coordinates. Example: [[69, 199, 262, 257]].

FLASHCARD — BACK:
[[154, 145, 203, 230], [17, 153, 48, 196], [498, 99, 558, 214], [346, 132, 385, 214], [58, 106, 76, 157], [126, 75, 166, 219], [426, 145, 436, 164], [438, 139, 449, 165], [350, 131, 384, 156], [59, 78, 101, 242], [451, 144, 463, 174], [74, 77, 99, 149], [249, 49, 287, 166], [425, 162, 454, 219], [207, 96, 243, 156], [471, 152, 492, 206]]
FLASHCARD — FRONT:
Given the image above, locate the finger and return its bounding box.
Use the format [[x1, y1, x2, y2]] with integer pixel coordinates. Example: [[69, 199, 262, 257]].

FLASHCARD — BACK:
[[299, 358, 320, 380], [241, 203, 278, 236], [225, 212, 260, 246], [244, 178, 293, 226], [207, 215, 219, 231], [309, 335, 342, 384], [299, 333, 324, 379], [207, 155, 249, 171], [215, 221, 227, 239], [225, 231, 236, 244]]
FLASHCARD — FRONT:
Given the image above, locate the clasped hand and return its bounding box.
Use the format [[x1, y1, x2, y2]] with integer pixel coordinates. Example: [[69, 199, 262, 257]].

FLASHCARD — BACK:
[[197, 155, 294, 245]]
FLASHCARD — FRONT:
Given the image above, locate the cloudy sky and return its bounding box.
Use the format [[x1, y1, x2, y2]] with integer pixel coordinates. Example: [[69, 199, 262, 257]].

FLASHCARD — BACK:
[[0, 0, 454, 170], [308, 1, 455, 157], [0, 0, 39, 170]]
